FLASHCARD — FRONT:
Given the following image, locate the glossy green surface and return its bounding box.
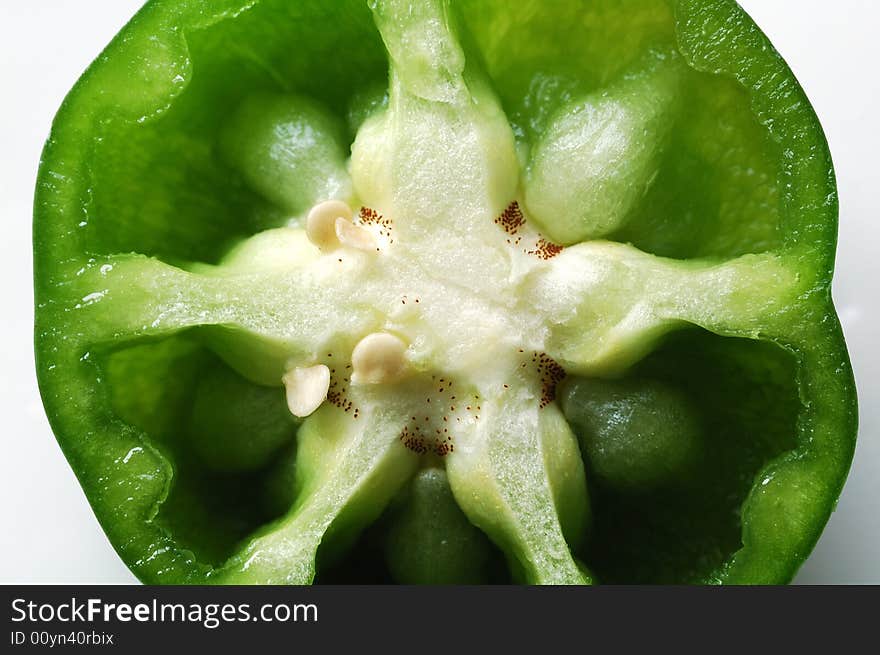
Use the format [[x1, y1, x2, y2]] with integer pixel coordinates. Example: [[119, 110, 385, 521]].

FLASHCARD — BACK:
[[34, 0, 856, 584]]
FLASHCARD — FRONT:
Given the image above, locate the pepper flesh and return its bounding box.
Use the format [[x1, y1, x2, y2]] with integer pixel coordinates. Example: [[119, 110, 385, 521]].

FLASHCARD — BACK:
[[34, 0, 856, 584]]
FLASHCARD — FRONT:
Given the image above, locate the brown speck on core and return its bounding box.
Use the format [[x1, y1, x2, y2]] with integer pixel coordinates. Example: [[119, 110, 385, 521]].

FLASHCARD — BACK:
[[399, 421, 455, 457], [534, 352, 567, 408], [526, 238, 564, 261], [356, 206, 395, 249], [327, 374, 360, 417], [358, 206, 388, 226], [494, 201, 526, 235]]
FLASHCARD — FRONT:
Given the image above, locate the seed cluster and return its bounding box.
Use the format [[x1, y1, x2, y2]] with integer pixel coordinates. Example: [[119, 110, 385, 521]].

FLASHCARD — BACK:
[[399, 425, 454, 456], [495, 201, 526, 235], [326, 361, 359, 418], [527, 238, 564, 261], [533, 352, 566, 408], [358, 206, 395, 244], [395, 377, 483, 457], [311, 199, 565, 444], [494, 201, 563, 260]]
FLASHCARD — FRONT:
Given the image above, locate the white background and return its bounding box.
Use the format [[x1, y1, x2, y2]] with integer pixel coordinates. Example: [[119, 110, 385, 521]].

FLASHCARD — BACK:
[[0, 1, 876, 584]]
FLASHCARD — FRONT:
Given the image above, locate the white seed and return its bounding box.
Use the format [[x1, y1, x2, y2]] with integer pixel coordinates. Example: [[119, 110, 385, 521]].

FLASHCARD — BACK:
[[335, 217, 378, 251], [306, 200, 352, 250], [282, 364, 331, 417], [351, 332, 408, 385]]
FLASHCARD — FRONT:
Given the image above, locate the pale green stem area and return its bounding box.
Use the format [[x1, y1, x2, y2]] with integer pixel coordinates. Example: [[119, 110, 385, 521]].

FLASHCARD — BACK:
[[446, 391, 590, 584], [213, 400, 418, 584], [65, 242, 385, 386], [529, 241, 802, 376], [59, 0, 804, 584]]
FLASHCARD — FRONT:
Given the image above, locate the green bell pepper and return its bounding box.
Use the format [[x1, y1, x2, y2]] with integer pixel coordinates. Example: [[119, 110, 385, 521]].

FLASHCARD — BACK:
[[34, 0, 857, 585]]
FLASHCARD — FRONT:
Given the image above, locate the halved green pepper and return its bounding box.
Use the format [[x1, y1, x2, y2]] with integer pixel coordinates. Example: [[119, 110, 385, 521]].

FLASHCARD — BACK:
[[34, 0, 857, 584]]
